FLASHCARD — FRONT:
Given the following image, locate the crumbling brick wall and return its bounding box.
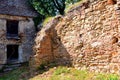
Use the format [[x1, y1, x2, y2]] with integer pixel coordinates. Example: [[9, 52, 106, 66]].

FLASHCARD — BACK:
[[34, 0, 120, 74]]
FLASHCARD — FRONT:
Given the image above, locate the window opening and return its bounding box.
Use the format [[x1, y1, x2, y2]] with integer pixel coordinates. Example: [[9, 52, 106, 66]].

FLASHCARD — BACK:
[[7, 45, 19, 62], [6, 20, 19, 39]]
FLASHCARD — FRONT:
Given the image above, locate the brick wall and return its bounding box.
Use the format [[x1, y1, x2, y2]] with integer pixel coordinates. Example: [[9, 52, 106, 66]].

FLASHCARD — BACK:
[[34, 0, 120, 74]]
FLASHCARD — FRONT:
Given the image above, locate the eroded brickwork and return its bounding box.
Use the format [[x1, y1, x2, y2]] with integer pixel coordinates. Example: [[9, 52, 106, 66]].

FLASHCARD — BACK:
[[34, 0, 120, 74]]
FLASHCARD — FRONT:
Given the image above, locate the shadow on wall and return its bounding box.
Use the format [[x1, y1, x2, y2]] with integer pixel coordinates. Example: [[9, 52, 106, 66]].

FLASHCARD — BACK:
[[51, 28, 71, 66], [27, 30, 71, 80], [31, 15, 71, 71]]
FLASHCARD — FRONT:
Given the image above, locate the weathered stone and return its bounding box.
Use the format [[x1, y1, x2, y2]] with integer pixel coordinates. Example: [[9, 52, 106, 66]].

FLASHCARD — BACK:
[[107, 0, 116, 5], [33, 0, 120, 75], [0, 16, 36, 69], [111, 36, 118, 44]]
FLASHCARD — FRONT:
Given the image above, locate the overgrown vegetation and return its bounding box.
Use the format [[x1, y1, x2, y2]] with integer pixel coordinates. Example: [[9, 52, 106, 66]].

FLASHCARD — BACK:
[[30, 66, 120, 80], [30, 0, 81, 16], [30, 0, 82, 29], [0, 66, 28, 80], [1, 66, 119, 80], [42, 17, 54, 26], [65, 0, 85, 13]]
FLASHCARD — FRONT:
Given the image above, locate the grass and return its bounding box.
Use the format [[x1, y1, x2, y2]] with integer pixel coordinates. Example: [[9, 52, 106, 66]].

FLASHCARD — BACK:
[[0, 66, 119, 80], [0, 66, 28, 80], [30, 66, 120, 80], [50, 67, 89, 80], [53, 66, 70, 75], [65, 0, 87, 13], [42, 17, 54, 26], [95, 74, 119, 80]]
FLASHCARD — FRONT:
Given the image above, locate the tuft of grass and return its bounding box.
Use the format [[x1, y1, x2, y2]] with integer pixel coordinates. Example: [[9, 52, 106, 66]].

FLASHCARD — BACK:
[[96, 74, 107, 80], [50, 67, 94, 80], [0, 66, 28, 80], [108, 74, 119, 80], [38, 63, 46, 70], [53, 66, 70, 75], [95, 73, 119, 80], [42, 17, 54, 26], [65, 0, 87, 13]]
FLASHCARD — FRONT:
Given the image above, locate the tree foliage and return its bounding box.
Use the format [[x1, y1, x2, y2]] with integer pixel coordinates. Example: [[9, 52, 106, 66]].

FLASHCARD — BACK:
[[30, 0, 56, 17], [30, 0, 81, 17], [30, 0, 81, 30], [52, 0, 66, 15]]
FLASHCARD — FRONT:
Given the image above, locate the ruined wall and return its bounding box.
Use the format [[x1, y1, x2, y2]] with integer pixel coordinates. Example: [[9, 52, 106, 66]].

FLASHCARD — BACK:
[[57, 0, 120, 74], [34, 0, 120, 74], [19, 18, 35, 62], [0, 15, 35, 68], [33, 16, 62, 67]]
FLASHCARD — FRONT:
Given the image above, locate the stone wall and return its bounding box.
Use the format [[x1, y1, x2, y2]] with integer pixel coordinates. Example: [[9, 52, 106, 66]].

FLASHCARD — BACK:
[[33, 16, 68, 68], [19, 18, 36, 62], [34, 0, 120, 74], [0, 15, 35, 68]]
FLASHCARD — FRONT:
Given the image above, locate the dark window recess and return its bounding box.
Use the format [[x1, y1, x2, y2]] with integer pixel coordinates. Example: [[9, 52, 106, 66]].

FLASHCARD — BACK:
[[7, 45, 19, 61], [6, 20, 19, 39]]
